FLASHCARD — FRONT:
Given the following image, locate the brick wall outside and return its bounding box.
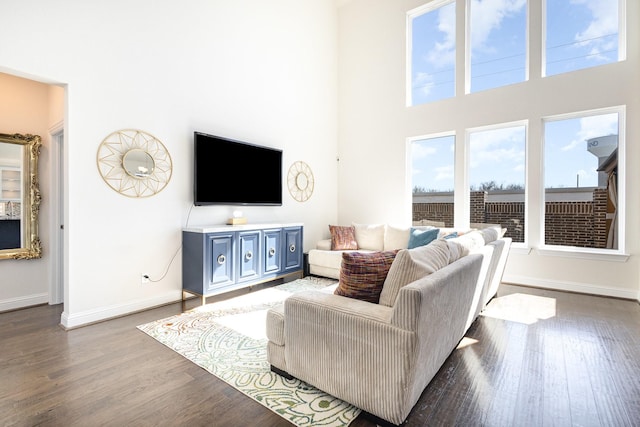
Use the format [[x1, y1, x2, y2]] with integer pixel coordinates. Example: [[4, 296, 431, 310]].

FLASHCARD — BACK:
[[413, 189, 610, 248]]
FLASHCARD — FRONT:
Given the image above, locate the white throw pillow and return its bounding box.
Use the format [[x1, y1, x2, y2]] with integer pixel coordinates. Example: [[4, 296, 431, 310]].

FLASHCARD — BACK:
[[384, 225, 410, 250], [352, 223, 385, 251]]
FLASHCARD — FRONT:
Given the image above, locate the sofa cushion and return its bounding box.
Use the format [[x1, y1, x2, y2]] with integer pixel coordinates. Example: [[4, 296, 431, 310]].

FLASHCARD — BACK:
[[353, 223, 385, 251], [379, 239, 462, 307], [447, 230, 486, 255], [407, 227, 440, 249], [329, 225, 358, 250], [384, 225, 410, 250], [334, 250, 398, 303]]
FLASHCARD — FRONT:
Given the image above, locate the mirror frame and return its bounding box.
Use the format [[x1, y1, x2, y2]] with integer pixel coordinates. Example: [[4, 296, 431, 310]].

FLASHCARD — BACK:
[[0, 133, 42, 260]]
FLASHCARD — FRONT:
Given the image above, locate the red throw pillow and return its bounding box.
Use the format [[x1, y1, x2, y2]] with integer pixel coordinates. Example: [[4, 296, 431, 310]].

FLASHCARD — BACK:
[[334, 250, 398, 303], [329, 225, 358, 250]]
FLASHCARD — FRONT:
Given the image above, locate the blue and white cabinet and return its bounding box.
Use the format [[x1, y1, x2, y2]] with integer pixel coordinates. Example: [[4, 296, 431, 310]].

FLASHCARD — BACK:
[[182, 223, 303, 302]]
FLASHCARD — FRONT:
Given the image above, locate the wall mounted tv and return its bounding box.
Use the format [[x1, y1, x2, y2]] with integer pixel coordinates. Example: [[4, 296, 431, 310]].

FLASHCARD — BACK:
[[194, 131, 283, 206]]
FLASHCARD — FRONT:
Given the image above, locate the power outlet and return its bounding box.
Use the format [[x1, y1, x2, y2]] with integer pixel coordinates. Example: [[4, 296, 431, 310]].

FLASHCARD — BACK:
[[141, 273, 150, 284]]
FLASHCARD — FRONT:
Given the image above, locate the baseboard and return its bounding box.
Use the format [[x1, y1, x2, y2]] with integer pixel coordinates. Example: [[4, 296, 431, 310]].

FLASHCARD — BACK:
[[502, 274, 638, 300], [0, 293, 48, 313], [60, 290, 182, 329]]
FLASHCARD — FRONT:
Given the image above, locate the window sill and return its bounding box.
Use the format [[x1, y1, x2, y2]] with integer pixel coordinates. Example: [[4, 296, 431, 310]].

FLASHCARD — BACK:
[[535, 246, 630, 262]]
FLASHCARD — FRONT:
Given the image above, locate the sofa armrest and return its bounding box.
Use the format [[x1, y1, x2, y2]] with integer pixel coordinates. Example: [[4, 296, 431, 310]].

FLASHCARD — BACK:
[[316, 239, 332, 250], [282, 291, 415, 422]]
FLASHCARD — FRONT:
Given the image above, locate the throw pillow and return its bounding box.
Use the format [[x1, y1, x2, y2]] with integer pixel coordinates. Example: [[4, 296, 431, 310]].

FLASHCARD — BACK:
[[378, 239, 453, 307], [384, 225, 410, 250], [352, 223, 385, 251], [407, 227, 440, 249], [329, 225, 358, 250], [334, 250, 398, 303]]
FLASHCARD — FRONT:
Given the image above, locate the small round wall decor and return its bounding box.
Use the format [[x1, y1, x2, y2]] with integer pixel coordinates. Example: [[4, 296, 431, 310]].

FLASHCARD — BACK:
[[287, 161, 314, 202], [96, 129, 172, 198]]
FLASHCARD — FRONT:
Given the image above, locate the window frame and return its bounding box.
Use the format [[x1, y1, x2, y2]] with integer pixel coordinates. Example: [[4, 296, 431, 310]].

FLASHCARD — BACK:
[[541, 0, 627, 78], [406, 0, 457, 107], [540, 105, 626, 257], [465, 0, 530, 94], [466, 120, 529, 247]]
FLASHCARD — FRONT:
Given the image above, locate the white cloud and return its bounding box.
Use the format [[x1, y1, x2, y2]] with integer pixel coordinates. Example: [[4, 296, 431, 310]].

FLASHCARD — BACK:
[[469, 0, 526, 52], [426, 2, 456, 69], [434, 164, 454, 182], [578, 113, 618, 140], [412, 143, 437, 159], [469, 126, 526, 169], [572, 0, 619, 61], [413, 72, 436, 97], [558, 113, 617, 152]]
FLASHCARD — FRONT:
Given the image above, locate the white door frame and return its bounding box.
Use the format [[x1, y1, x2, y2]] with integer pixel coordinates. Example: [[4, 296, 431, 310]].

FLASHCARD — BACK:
[[49, 122, 64, 305]]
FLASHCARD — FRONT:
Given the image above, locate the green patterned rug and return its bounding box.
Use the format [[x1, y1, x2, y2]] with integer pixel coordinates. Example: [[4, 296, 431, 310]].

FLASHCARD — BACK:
[[137, 277, 361, 426]]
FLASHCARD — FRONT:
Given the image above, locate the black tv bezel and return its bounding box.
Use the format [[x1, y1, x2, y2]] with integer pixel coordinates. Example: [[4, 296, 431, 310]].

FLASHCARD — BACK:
[[193, 131, 283, 207]]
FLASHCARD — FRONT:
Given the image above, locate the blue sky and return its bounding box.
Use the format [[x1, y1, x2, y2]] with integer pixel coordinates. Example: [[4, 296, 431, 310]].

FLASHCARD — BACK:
[[410, 0, 620, 192]]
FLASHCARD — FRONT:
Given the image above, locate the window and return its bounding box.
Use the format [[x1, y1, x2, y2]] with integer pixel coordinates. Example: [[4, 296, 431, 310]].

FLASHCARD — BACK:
[[545, 0, 622, 76], [468, 124, 526, 242], [411, 135, 455, 227], [408, 1, 456, 106], [543, 110, 621, 249], [469, 0, 527, 93]]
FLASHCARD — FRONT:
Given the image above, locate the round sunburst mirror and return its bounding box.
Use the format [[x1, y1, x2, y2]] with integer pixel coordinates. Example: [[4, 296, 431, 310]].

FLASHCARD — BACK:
[[287, 161, 314, 202], [96, 129, 172, 198]]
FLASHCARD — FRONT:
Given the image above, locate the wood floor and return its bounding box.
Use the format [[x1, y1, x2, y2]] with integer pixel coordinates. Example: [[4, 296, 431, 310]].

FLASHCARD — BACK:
[[1, 283, 639, 427]]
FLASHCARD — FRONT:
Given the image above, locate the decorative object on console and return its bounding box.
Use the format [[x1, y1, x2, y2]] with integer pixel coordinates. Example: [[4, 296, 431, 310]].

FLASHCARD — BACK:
[[226, 210, 247, 225], [287, 161, 314, 202], [96, 129, 172, 198]]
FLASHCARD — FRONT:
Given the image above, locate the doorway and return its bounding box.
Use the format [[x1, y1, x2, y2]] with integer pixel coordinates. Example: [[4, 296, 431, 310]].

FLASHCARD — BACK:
[[49, 126, 64, 305]]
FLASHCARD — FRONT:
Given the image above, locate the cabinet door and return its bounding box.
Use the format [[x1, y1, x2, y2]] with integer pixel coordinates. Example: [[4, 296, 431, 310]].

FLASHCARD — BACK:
[[282, 226, 303, 273], [207, 233, 234, 291], [263, 228, 282, 275], [238, 230, 260, 282]]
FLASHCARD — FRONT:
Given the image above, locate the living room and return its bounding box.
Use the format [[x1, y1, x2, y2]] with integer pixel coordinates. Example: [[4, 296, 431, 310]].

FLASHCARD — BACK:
[[1, 0, 639, 424]]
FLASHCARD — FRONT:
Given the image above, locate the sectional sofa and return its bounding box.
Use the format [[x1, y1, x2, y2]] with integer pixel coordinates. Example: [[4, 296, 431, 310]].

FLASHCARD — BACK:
[[266, 223, 512, 425]]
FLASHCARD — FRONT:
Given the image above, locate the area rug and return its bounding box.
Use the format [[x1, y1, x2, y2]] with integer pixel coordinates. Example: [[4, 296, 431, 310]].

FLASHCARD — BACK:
[[137, 277, 361, 426]]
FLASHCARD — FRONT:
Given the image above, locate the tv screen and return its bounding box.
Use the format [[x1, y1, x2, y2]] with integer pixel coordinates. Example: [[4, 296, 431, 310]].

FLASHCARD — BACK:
[[194, 132, 283, 206]]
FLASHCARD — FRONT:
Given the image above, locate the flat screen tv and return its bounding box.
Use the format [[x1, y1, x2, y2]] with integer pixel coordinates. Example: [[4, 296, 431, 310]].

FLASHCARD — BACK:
[[194, 131, 283, 206]]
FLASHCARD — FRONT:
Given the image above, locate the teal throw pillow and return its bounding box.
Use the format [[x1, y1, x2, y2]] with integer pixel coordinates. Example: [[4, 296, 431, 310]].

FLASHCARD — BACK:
[[407, 227, 440, 249]]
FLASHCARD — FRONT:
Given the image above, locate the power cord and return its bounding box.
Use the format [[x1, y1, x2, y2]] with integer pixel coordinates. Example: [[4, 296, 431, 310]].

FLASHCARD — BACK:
[[147, 203, 195, 283]]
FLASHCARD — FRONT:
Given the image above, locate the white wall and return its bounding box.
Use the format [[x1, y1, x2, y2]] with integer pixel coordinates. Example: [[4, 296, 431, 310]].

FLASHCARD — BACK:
[[337, 0, 640, 299], [0, 0, 339, 326]]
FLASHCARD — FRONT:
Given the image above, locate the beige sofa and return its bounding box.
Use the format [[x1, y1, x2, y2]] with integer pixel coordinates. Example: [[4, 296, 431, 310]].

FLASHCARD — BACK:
[[266, 228, 511, 425]]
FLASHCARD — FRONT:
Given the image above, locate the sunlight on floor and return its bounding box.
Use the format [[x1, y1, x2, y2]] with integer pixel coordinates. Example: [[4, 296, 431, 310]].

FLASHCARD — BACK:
[[191, 287, 293, 313], [481, 293, 556, 325], [457, 337, 479, 349], [216, 309, 269, 340]]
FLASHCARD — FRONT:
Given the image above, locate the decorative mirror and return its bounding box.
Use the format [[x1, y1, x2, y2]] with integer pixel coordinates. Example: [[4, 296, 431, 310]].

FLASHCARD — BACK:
[[96, 129, 172, 198], [287, 161, 314, 202], [0, 133, 42, 260]]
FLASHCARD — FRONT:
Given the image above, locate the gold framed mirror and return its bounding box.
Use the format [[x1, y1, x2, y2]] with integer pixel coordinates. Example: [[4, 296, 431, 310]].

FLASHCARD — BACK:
[[0, 133, 42, 260]]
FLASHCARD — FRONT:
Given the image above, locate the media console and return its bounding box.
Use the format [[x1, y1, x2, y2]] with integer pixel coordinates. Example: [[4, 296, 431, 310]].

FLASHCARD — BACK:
[[182, 223, 303, 303]]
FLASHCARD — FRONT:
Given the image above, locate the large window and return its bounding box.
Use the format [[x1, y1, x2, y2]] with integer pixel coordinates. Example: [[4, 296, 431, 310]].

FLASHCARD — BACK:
[[543, 110, 620, 249], [408, 1, 456, 106], [411, 135, 455, 227], [469, 0, 527, 93], [469, 124, 526, 242], [545, 0, 622, 76], [408, 0, 625, 105]]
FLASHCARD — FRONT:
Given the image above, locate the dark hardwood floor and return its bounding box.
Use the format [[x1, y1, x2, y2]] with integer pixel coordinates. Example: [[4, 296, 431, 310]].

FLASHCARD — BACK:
[[1, 283, 639, 427]]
